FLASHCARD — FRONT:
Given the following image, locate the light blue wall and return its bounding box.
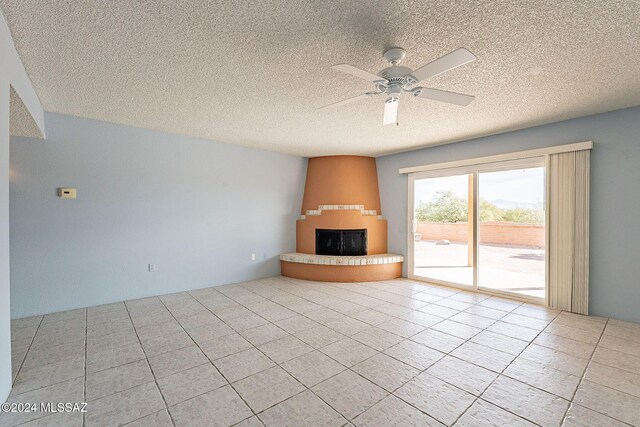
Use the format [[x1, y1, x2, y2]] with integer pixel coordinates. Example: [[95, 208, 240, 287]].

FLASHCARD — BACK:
[[377, 106, 640, 324], [10, 113, 306, 318], [2, 8, 46, 401], [9, 107, 640, 325], [1, 59, 11, 404]]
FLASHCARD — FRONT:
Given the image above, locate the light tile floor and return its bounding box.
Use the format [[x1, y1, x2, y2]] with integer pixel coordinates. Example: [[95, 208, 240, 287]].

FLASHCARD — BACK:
[[2, 276, 640, 426]]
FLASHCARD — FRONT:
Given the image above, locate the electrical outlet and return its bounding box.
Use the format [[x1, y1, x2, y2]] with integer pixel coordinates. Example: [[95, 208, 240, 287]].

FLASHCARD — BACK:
[[251, 253, 256, 261], [148, 264, 155, 272]]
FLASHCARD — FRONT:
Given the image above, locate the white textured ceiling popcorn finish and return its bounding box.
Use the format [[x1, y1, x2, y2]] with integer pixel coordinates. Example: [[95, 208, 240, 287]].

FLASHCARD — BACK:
[[1, 1, 639, 156], [10, 87, 41, 139]]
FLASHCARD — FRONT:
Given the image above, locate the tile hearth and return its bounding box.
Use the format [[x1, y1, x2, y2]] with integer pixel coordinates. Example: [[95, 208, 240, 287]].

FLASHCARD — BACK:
[[3, 276, 640, 426], [280, 253, 403, 266]]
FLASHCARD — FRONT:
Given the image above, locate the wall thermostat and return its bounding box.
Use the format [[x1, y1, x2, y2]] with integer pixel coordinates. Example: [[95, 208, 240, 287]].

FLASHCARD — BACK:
[[58, 188, 77, 199]]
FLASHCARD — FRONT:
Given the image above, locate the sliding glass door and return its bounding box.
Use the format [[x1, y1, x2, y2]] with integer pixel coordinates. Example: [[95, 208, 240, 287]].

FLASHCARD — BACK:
[[478, 166, 546, 299], [412, 174, 474, 287], [409, 158, 546, 302]]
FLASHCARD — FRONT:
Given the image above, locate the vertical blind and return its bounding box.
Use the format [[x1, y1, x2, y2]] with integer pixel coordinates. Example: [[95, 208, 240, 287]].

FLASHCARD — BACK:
[[548, 149, 590, 314]]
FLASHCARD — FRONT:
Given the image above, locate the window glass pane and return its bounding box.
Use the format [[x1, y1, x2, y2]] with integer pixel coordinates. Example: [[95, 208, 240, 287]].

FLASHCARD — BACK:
[[478, 167, 546, 299], [413, 174, 473, 287]]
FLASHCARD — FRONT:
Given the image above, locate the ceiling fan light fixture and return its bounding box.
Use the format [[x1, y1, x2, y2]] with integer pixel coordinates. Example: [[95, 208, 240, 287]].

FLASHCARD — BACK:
[[321, 46, 477, 125], [383, 97, 399, 125]]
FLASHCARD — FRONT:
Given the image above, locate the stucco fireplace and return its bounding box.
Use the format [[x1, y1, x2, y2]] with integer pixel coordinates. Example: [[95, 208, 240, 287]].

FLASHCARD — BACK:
[[280, 155, 403, 282]]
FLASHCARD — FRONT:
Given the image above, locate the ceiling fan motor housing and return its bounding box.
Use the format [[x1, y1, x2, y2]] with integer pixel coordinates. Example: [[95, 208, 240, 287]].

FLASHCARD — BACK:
[[377, 65, 417, 94], [377, 65, 412, 81]]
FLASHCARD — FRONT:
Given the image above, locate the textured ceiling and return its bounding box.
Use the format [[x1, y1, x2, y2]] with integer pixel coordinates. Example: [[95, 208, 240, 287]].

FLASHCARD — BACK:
[[9, 86, 41, 138], [1, 1, 639, 157]]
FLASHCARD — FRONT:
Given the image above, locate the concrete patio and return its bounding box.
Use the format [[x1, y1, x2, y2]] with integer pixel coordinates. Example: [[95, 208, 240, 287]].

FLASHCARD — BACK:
[[414, 241, 545, 299]]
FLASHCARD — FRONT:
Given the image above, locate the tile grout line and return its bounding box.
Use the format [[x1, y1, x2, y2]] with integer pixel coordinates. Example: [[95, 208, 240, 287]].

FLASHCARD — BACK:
[[352, 299, 514, 423], [481, 311, 563, 412], [310, 370, 388, 423], [489, 313, 612, 423], [6, 375, 86, 401], [123, 300, 177, 427], [186, 288, 386, 424], [9, 278, 634, 427], [10, 315, 44, 387], [568, 317, 608, 400], [227, 278, 549, 423], [221, 281, 422, 358], [12, 301, 500, 425], [447, 309, 561, 426], [286, 294, 513, 423], [246, 277, 430, 323], [191, 293, 350, 422], [428, 311, 626, 424], [185, 285, 371, 374], [8, 314, 87, 425], [390, 307, 560, 426], [172, 292, 357, 425], [280, 275, 463, 302], [74, 359, 161, 401], [14, 319, 71, 412], [155, 294, 263, 422], [9, 315, 64, 426], [557, 317, 636, 427]]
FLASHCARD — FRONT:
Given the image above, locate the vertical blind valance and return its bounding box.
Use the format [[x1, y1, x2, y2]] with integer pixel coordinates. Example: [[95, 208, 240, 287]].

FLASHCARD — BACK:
[[548, 149, 590, 314]]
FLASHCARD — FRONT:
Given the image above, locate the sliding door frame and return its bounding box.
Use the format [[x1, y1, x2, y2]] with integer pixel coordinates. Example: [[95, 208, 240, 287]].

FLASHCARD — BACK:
[[407, 157, 547, 305]]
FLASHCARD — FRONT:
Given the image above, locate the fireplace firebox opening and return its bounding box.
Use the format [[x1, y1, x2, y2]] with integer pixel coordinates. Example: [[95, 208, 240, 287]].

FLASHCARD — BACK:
[[316, 229, 367, 256]]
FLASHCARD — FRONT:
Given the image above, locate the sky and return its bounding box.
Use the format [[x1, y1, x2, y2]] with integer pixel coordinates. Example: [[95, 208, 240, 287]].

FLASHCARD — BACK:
[[414, 167, 545, 206]]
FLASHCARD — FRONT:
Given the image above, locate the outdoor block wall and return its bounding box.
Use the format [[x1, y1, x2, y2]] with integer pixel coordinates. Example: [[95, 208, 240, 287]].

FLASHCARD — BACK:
[[416, 221, 545, 248]]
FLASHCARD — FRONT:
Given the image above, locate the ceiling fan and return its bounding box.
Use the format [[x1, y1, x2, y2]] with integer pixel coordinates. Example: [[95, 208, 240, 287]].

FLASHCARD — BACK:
[[320, 47, 477, 125]]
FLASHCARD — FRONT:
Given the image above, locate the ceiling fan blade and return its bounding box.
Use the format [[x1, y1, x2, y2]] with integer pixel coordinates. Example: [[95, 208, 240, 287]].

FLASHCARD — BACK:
[[414, 88, 475, 106], [383, 98, 399, 125], [319, 93, 372, 110], [410, 48, 476, 83], [331, 64, 385, 83]]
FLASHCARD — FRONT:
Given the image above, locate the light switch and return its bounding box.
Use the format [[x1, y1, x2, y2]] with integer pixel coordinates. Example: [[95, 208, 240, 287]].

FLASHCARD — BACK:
[[58, 188, 77, 199]]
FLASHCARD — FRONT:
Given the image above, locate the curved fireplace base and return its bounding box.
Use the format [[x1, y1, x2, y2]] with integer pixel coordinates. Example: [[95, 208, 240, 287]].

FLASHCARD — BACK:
[[280, 253, 403, 282]]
